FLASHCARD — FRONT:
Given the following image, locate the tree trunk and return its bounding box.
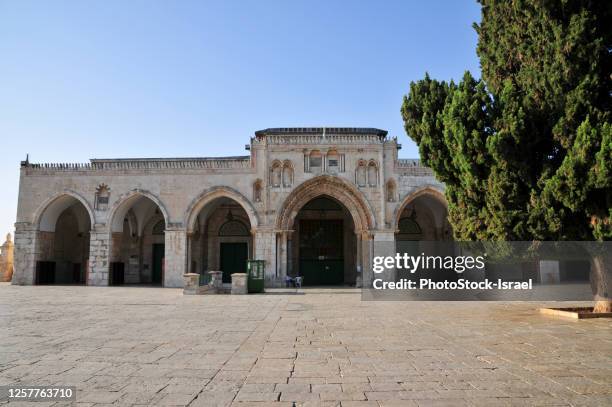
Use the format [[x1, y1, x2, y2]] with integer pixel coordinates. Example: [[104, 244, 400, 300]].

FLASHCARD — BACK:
[[590, 252, 612, 313]]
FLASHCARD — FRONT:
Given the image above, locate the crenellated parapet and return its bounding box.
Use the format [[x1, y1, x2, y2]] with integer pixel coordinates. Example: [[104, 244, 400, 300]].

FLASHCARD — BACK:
[[21, 156, 253, 173]]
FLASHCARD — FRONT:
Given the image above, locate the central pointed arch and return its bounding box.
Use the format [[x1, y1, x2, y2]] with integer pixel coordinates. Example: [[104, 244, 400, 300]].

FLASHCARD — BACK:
[[276, 175, 375, 233]]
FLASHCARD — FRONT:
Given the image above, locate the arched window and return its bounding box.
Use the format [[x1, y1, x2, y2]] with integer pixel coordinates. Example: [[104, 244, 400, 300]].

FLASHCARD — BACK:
[[327, 149, 339, 172], [367, 161, 378, 187], [152, 220, 165, 235], [253, 179, 262, 202], [282, 161, 293, 187], [386, 179, 396, 202], [309, 150, 322, 173], [356, 160, 367, 186], [218, 220, 250, 236], [271, 161, 282, 187]]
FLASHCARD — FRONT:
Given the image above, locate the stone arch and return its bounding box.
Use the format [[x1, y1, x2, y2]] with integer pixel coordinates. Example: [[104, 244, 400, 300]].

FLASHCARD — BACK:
[[276, 175, 376, 233], [184, 186, 259, 233], [108, 189, 170, 233], [33, 190, 95, 232], [393, 185, 447, 231]]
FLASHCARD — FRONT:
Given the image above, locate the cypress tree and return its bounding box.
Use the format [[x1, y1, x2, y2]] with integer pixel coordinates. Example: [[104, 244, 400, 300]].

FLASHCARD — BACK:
[[402, 0, 611, 310]]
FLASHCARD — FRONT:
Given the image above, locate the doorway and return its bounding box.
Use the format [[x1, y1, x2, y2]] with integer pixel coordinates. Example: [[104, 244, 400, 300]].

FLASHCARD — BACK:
[[220, 242, 248, 283], [298, 219, 344, 285], [152, 243, 164, 285]]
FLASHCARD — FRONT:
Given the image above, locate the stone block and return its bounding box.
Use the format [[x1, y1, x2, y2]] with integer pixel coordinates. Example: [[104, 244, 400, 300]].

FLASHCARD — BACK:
[[183, 273, 200, 295], [231, 273, 247, 295]]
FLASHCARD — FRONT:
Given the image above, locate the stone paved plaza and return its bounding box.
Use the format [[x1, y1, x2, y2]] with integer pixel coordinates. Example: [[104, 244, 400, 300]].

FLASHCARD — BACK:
[[1, 284, 611, 406]]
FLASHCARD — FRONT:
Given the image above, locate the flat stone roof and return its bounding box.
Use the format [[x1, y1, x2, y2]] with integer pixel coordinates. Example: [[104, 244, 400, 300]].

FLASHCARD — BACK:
[[89, 156, 249, 163], [254, 127, 388, 137]]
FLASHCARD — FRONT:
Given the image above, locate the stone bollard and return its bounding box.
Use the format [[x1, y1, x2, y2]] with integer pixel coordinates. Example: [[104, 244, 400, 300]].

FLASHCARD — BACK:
[[208, 270, 223, 293], [183, 273, 200, 295], [231, 273, 248, 294]]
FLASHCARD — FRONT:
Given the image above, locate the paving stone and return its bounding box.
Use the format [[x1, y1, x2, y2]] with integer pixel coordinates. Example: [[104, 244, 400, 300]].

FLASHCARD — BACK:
[[0, 285, 610, 407]]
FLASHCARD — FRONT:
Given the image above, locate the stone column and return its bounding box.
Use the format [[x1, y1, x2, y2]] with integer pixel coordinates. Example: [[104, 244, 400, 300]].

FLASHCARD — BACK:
[[88, 225, 111, 286], [373, 230, 397, 285], [164, 226, 187, 288], [355, 232, 363, 288], [254, 228, 276, 286], [12, 223, 37, 285], [277, 231, 289, 284], [286, 231, 294, 278]]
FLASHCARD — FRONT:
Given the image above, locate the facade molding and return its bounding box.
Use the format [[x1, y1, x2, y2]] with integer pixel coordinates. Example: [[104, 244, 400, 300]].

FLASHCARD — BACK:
[[276, 174, 377, 233]]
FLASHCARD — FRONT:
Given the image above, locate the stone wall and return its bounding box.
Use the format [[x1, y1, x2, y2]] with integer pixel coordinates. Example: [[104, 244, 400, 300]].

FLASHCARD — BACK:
[[13, 128, 446, 287]]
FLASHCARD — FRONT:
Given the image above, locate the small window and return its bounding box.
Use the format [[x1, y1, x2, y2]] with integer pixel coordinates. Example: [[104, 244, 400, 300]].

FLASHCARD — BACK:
[[328, 159, 338, 167], [219, 220, 250, 237], [309, 155, 322, 167]]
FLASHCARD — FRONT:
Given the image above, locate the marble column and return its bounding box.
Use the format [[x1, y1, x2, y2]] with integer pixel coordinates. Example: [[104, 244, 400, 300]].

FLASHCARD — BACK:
[[88, 224, 111, 286], [164, 227, 187, 288], [254, 227, 276, 285]]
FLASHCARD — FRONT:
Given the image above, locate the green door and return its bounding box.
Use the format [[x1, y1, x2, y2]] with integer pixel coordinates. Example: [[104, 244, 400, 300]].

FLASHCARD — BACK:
[[299, 219, 344, 286], [220, 242, 248, 283], [152, 244, 164, 285]]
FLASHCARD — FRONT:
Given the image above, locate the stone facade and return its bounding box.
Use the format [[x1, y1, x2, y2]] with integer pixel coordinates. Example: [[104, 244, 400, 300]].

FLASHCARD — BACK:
[[13, 128, 449, 288]]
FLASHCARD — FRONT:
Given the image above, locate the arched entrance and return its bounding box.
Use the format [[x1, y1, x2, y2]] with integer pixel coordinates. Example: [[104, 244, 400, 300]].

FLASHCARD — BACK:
[[34, 193, 93, 285], [108, 192, 168, 286], [185, 188, 256, 285], [395, 188, 453, 280], [277, 176, 375, 286], [395, 187, 451, 244], [290, 196, 357, 285]]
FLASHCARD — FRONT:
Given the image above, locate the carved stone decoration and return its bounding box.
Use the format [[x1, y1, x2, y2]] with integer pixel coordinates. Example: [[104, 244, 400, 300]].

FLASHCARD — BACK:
[[95, 183, 111, 210], [356, 160, 367, 187], [386, 179, 397, 202], [367, 160, 378, 187], [253, 179, 263, 202], [282, 160, 293, 187], [270, 161, 282, 187]]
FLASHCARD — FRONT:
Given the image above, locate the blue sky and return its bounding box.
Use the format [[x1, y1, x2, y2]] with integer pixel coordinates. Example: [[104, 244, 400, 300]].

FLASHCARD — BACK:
[[0, 0, 481, 236]]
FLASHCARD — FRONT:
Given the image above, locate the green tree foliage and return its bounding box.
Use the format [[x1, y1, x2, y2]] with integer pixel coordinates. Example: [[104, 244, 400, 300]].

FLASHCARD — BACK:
[[402, 0, 611, 241]]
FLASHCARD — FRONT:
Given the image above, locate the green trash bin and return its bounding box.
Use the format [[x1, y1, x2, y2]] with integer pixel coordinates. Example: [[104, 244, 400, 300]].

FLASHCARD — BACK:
[[247, 260, 265, 293]]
